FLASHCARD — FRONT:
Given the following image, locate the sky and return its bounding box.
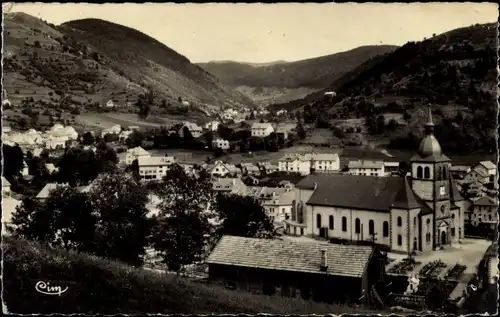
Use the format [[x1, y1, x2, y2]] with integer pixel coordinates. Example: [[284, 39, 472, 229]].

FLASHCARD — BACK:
[[6, 2, 498, 63]]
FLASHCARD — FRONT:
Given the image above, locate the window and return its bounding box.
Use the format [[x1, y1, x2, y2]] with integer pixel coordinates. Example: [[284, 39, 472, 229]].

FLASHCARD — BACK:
[[417, 166, 423, 178], [413, 217, 417, 227], [342, 217, 347, 232], [397, 216, 402, 227], [355, 218, 361, 234], [300, 228, 304, 235], [442, 167, 447, 179], [440, 205, 446, 214], [451, 227, 456, 236], [329, 215, 334, 230], [426, 218, 431, 225], [316, 214, 322, 228], [369, 220, 374, 235], [452, 214, 455, 220], [426, 232, 431, 242], [424, 167, 430, 179], [440, 186, 446, 196], [383, 221, 389, 237], [293, 227, 296, 235], [397, 235, 402, 246]]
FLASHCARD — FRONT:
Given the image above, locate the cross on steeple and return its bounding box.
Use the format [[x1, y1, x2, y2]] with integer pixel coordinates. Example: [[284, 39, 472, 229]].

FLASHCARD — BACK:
[[424, 103, 435, 135]]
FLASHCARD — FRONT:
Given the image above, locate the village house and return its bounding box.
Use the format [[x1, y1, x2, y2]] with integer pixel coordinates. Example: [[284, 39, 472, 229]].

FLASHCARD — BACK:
[[118, 130, 133, 141], [177, 158, 203, 176], [138, 156, 176, 181], [347, 160, 385, 176], [205, 120, 220, 132], [284, 108, 467, 253], [251, 122, 274, 138], [466, 196, 498, 229], [206, 160, 240, 178], [275, 123, 296, 140], [45, 163, 58, 174], [240, 163, 261, 176], [383, 161, 401, 176], [247, 186, 295, 225], [278, 153, 340, 175], [471, 161, 497, 186], [36, 183, 69, 200], [258, 162, 279, 174], [206, 235, 386, 305], [178, 122, 203, 138], [3, 129, 45, 151], [212, 178, 247, 196], [211, 138, 230, 150], [125, 146, 151, 165], [450, 165, 471, 179], [101, 124, 121, 137], [2, 177, 12, 196], [462, 168, 490, 186]]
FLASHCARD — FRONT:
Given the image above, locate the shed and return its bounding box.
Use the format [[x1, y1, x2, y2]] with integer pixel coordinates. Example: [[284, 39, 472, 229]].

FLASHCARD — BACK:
[[206, 235, 385, 305]]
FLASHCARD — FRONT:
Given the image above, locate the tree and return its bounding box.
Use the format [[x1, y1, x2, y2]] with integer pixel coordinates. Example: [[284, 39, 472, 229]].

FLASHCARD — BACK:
[[2, 144, 25, 179], [215, 194, 275, 239], [89, 173, 151, 266], [57, 148, 99, 186], [126, 130, 145, 148], [95, 141, 118, 174], [296, 120, 306, 139], [81, 132, 95, 145], [9, 187, 96, 251], [151, 164, 215, 274]]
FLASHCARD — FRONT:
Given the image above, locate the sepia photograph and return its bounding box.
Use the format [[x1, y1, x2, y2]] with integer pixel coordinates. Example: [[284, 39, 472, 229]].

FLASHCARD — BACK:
[[1, 2, 498, 315]]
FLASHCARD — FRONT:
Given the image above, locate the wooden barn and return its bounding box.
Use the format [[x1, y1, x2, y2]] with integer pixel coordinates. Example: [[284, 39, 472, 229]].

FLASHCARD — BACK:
[[206, 235, 387, 305]]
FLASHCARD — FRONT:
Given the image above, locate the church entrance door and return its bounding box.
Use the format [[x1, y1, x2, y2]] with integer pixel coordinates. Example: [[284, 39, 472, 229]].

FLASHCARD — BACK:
[[441, 231, 447, 245]]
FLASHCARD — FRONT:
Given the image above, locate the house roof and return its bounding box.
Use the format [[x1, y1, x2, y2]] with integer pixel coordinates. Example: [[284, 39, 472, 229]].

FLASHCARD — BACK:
[[127, 146, 150, 156], [2, 177, 11, 187], [409, 153, 451, 163], [473, 196, 498, 207], [298, 174, 422, 212], [469, 168, 489, 178], [138, 156, 175, 166], [213, 178, 247, 194], [450, 165, 471, 172], [36, 183, 68, 199], [477, 161, 496, 170], [348, 160, 384, 169], [251, 123, 273, 130], [207, 235, 374, 278]]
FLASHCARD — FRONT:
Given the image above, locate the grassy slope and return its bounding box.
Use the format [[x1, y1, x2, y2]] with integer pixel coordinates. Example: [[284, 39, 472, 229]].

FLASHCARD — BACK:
[[271, 23, 498, 153], [2, 236, 385, 314], [3, 13, 255, 113]]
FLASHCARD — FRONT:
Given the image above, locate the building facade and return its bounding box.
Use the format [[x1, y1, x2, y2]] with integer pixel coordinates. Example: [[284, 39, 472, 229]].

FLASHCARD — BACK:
[[284, 107, 466, 253], [125, 146, 151, 165], [251, 123, 274, 137], [138, 156, 175, 181]]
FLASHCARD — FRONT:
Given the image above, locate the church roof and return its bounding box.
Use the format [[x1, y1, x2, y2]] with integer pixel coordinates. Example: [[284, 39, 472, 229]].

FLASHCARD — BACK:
[[300, 174, 422, 212], [410, 152, 451, 163], [450, 178, 464, 201]]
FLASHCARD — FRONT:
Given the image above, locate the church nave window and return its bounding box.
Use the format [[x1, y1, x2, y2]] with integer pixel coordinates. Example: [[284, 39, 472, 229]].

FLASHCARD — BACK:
[[397, 234, 402, 246], [426, 232, 431, 242], [442, 166, 447, 179], [316, 214, 322, 228], [355, 218, 361, 234], [383, 221, 389, 237], [329, 215, 334, 230], [397, 216, 402, 227], [424, 166, 430, 179], [451, 227, 455, 236], [368, 220, 374, 235], [342, 217, 347, 232]]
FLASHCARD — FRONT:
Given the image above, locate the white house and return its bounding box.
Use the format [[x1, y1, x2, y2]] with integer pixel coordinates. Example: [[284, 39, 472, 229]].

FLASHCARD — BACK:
[[102, 125, 121, 137], [240, 163, 261, 176], [212, 138, 230, 150], [119, 130, 133, 141], [178, 122, 203, 138], [466, 196, 498, 229], [259, 162, 279, 174], [105, 99, 115, 109], [347, 160, 386, 176], [470, 161, 497, 185], [125, 146, 151, 165], [383, 161, 401, 176], [278, 154, 311, 175], [463, 168, 490, 185], [309, 153, 341, 173], [247, 186, 295, 225], [207, 161, 240, 178], [251, 123, 274, 138], [284, 109, 467, 253], [138, 156, 175, 182], [212, 178, 247, 196], [205, 121, 220, 132], [2, 177, 12, 196]]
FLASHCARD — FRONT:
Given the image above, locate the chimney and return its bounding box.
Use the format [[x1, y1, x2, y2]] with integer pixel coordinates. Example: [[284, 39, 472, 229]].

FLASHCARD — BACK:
[[320, 249, 328, 271]]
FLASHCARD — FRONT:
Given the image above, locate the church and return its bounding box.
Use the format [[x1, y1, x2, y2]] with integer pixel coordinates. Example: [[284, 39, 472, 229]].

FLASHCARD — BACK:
[[283, 107, 466, 253]]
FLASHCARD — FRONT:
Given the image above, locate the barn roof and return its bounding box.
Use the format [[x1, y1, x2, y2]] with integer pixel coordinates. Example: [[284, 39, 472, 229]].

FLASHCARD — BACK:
[[207, 235, 373, 278]]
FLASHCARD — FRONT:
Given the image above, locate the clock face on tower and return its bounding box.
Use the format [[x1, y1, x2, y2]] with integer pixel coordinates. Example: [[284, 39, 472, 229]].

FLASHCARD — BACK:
[[439, 185, 446, 196]]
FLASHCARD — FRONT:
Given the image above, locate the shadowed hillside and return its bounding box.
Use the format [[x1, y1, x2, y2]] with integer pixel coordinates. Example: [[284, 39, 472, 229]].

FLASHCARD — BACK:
[[198, 45, 397, 106], [3, 13, 255, 119], [270, 23, 498, 154]]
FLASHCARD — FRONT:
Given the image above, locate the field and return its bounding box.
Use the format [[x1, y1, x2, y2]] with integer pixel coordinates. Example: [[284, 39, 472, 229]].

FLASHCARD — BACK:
[[75, 112, 184, 130], [3, 236, 386, 315]]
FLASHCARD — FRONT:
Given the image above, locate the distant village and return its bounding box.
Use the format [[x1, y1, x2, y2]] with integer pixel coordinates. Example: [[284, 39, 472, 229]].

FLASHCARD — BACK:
[[1, 103, 498, 313]]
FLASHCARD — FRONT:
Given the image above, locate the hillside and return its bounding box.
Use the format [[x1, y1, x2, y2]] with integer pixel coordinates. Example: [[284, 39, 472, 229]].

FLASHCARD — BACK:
[[3, 13, 255, 119], [197, 45, 397, 106], [272, 23, 498, 154], [2, 236, 384, 314]]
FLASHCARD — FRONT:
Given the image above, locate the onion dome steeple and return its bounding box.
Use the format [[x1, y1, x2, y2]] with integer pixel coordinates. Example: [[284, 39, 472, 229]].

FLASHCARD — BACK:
[[417, 104, 442, 158]]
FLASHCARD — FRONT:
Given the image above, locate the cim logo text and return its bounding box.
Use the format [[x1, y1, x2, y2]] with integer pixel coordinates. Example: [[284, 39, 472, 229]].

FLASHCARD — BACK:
[[35, 281, 68, 296]]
